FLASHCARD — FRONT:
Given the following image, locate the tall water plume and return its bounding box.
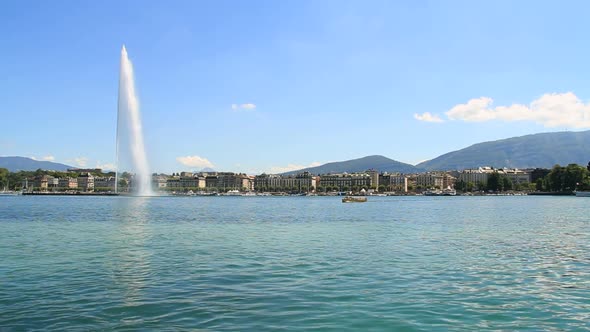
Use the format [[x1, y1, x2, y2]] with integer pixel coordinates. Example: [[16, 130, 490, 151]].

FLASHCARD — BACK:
[[116, 45, 153, 196]]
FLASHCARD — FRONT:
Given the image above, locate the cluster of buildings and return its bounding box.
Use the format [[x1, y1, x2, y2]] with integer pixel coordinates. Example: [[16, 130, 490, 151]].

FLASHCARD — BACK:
[[26, 171, 116, 192], [26, 166, 546, 193]]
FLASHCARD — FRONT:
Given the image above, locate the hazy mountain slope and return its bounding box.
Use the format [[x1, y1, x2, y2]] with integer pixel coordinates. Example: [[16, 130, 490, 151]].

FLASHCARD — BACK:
[[282, 155, 422, 175], [0, 156, 73, 171], [418, 131, 590, 170]]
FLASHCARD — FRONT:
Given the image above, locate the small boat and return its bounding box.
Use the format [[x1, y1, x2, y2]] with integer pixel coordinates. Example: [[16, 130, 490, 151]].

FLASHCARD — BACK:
[[342, 196, 367, 203], [575, 191, 590, 197], [442, 187, 457, 196], [423, 189, 442, 196]]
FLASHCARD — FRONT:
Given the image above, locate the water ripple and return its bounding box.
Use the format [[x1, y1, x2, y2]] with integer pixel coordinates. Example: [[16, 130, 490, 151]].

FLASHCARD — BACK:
[[0, 196, 589, 330]]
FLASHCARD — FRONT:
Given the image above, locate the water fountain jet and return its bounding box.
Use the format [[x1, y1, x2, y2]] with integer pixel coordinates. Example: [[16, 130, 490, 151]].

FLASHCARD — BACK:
[[116, 45, 153, 196]]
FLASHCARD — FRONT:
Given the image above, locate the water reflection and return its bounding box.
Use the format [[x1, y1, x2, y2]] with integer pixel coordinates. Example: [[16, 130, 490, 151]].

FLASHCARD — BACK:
[[107, 197, 154, 306]]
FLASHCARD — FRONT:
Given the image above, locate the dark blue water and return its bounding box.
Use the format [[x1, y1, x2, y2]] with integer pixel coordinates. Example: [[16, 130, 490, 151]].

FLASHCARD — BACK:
[[1, 196, 589, 330]]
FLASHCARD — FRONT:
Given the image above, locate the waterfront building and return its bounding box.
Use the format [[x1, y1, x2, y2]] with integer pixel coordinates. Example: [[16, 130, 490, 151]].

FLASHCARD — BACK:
[[181, 176, 206, 189], [216, 173, 253, 191], [379, 173, 408, 192], [443, 173, 456, 189], [254, 174, 283, 191], [457, 167, 531, 188], [318, 173, 372, 191], [32, 175, 51, 191], [500, 168, 531, 185], [415, 172, 444, 189], [58, 177, 78, 189], [457, 167, 494, 187], [94, 177, 116, 190], [48, 177, 59, 188], [166, 177, 181, 189], [254, 172, 316, 192], [152, 175, 168, 189], [367, 170, 379, 190], [166, 172, 252, 191], [77, 173, 95, 192]]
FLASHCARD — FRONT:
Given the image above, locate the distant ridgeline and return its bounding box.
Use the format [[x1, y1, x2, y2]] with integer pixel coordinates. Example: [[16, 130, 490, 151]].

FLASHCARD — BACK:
[[281, 155, 423, 176], [417, 130, 590, 171], [0, 156, 72, 172]]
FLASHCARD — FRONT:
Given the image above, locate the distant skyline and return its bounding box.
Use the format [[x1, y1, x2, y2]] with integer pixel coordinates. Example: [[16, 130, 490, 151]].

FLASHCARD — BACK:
[[2, 1, 590, 174]]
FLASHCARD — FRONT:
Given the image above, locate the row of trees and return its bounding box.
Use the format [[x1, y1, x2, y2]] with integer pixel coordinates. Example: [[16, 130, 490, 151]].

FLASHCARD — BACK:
[[0, 168, 116, 191], [536, 163, 590, 192], [454, 163, 590, 193]]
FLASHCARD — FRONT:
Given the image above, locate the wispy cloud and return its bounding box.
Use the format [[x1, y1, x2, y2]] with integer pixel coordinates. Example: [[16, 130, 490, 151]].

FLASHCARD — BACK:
[[176, 155, 215, 169], [29, 155, 56, 162], [414, 112, 444, 123], [74, 157, 88, 167], [231, 103, 257, 112], [95, 162, 116, 171], [268, 162, 322, 174], [444, 92, 590, 128], [66, 157, 88, 167]]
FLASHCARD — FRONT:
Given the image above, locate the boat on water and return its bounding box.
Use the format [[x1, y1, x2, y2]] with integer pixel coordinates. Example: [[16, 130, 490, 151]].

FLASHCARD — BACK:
[[342, 196, 367, 203], [424, 187, 456, 196], [442, 187, 457, 196], [575, 191, 590, 197], [0, 191, 19, 196], [223, 190, 241, 196], [423, 189, 442, 196]]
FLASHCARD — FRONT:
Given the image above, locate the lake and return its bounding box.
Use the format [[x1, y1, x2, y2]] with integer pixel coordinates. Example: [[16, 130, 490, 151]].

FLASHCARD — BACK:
[[0, 195, 588, 330]]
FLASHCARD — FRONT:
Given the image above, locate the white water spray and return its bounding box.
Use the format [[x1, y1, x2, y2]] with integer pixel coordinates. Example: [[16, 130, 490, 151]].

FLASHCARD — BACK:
[[116, 45, 153, 196]]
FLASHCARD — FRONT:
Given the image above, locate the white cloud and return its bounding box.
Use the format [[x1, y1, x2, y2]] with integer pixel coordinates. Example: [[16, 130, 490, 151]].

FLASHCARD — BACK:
[[176, 155, 215, 169], [268, 162, 322, 174], [414, 112, 444, 123], [29, 155, 56, 162], [95, 162, 116, 171], [231, 103, 257, 111], [445, 92, 590, 128], [72, 157, 88, 167]]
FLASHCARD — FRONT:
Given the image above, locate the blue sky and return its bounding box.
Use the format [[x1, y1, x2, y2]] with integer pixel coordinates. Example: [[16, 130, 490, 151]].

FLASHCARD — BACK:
[[2, 0, 590, 174]]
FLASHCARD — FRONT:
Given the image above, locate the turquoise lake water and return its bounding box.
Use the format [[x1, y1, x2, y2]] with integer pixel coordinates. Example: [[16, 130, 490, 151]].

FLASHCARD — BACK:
[[1, 195, 589, 331]]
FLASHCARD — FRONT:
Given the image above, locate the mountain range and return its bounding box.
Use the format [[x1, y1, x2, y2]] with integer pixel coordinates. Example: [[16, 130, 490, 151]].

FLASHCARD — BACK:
[[282, 155, 422, 175], [3, 130, 590, 174], [284, 130, 590, 174], [417, 130, 590, 171], [0, 156, 73, 172]]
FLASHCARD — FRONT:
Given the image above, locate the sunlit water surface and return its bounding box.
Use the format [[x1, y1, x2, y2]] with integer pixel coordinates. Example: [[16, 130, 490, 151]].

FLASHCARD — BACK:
[[1, 196, 589, 330]]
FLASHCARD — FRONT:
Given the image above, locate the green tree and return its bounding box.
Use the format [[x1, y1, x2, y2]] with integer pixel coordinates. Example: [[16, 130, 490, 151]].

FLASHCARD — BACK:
[[455, 180, 466, 192], [545, 164, 589, 192], [502, 177, 513, 191], [0, 168, 8, 189], [536, 178, 544, 191], [487, 172, 501, 192]]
